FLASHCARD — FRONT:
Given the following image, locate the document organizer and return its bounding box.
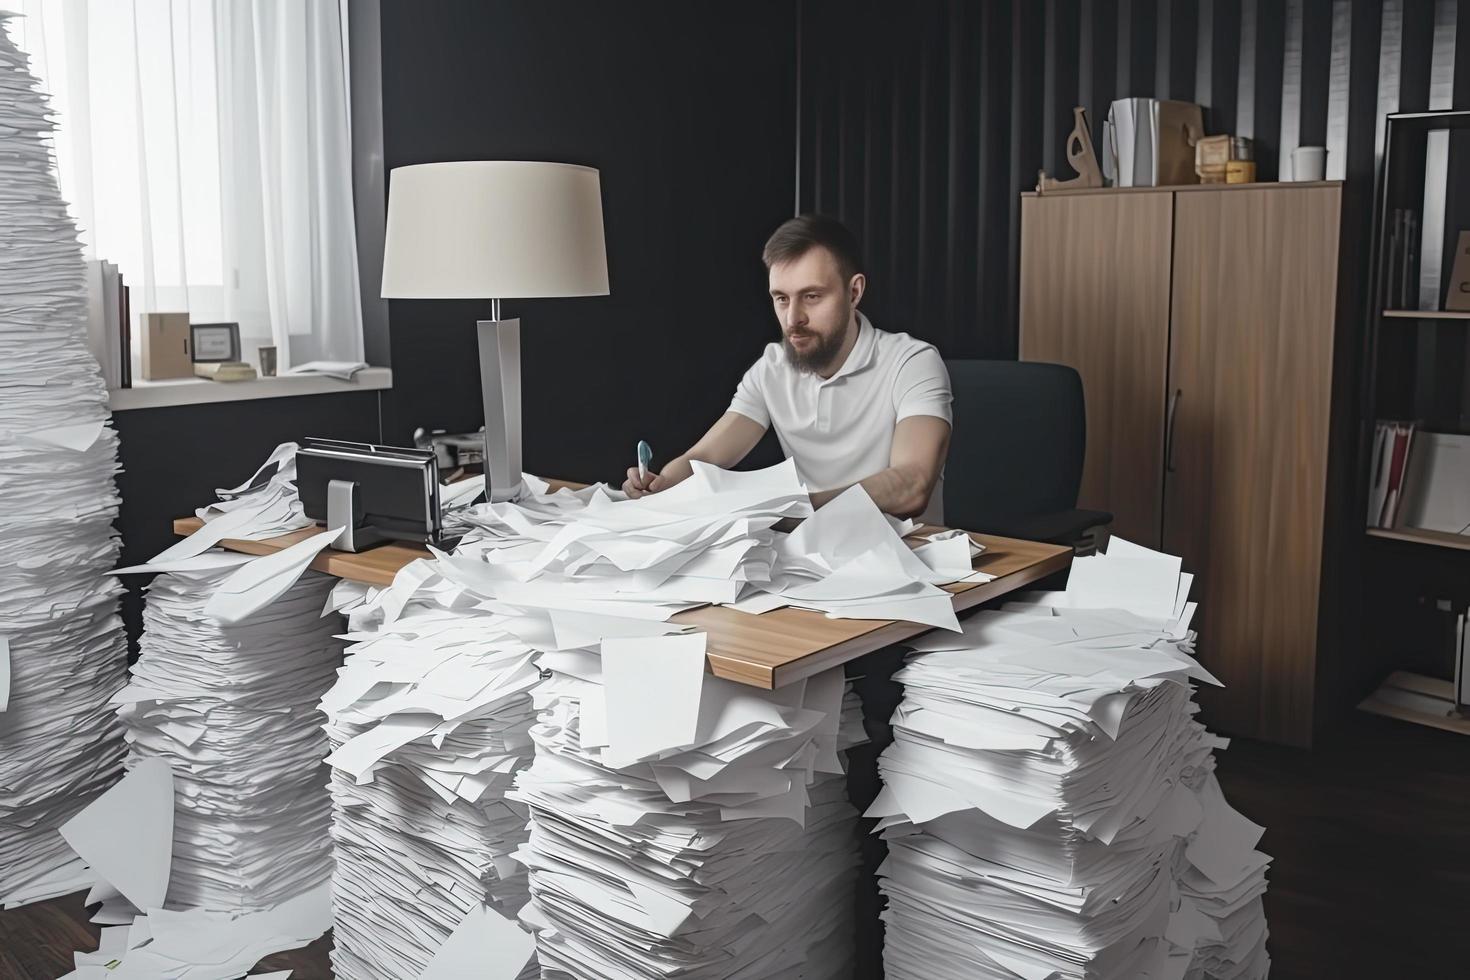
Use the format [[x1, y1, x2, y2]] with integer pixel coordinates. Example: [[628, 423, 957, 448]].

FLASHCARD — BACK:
[[297, 438, 451, 552]]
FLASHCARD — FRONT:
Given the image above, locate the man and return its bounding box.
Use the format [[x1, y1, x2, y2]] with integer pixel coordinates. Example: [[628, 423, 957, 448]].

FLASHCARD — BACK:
[[624, 215, 950, 978], [622, 214, 952, 523]]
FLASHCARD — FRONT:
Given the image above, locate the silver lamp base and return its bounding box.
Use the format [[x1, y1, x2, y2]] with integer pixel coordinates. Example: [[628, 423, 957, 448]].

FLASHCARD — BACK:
[[477, 316, 523, 503]]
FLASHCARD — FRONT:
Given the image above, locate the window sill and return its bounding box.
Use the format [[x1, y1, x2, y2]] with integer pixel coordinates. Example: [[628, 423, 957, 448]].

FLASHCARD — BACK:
[[108, 367, 392, 412]]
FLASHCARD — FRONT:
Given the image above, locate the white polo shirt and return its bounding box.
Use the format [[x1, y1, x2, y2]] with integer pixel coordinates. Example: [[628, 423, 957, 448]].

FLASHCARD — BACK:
[[728, 312, 953, 523]]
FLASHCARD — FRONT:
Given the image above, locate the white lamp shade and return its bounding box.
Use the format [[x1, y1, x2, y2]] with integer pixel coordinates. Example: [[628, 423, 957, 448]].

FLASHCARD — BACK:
[[381, 161, 609, 299]]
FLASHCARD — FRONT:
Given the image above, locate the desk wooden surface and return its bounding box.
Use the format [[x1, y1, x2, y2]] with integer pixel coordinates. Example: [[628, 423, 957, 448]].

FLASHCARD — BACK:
[[173, 496, 1070, 689]]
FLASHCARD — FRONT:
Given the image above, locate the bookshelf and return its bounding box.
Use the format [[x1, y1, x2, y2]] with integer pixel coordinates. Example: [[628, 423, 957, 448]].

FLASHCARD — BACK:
[[1359, 109, 1470, 733], [1381, 309, 1470, 320], [1357, 672, 1470, 737], [1365, 527, 1470, 552]]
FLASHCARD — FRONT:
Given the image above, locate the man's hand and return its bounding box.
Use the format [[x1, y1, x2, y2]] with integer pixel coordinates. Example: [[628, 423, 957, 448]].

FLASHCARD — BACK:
[[623, 467, 669, 498], [619, 413, 767, 500]]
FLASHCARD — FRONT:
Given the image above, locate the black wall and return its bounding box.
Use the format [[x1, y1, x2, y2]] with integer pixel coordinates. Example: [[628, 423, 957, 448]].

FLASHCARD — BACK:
[[799, 0, 1470, 358], [353, 0, 1470, 484], [376, 0, 799, 485]]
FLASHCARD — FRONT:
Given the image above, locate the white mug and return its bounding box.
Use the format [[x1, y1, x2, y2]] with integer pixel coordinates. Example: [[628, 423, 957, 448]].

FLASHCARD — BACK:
[[1291, 146, 1327, 182]]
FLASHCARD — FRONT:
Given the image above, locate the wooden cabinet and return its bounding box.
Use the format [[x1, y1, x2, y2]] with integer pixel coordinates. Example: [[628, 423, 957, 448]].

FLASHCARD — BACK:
[[1021, 183, 1347, 747], [1019, 192, 1174, 547]]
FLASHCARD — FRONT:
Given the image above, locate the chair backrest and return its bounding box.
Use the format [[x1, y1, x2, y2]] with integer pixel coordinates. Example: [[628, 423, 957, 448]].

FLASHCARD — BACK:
[[942, 359, 1087, 532]]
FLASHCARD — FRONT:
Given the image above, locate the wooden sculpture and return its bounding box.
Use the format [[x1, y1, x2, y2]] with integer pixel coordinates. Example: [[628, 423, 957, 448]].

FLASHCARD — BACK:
[[1036, 106, 1104, 194]]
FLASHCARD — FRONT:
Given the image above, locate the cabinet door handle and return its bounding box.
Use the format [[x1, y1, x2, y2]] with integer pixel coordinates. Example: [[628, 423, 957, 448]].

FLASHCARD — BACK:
[[1165, 388, 1182, 473]]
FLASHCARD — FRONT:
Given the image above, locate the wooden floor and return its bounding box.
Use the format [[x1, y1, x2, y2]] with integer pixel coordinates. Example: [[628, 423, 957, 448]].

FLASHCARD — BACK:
[[2, 711, 1465, 980], [1210, 712, 1470, 980]]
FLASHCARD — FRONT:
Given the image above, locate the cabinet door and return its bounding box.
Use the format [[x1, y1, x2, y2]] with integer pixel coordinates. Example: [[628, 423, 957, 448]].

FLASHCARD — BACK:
[[1020, 192, 1173, 547], [1164, 186, 1341, 746]]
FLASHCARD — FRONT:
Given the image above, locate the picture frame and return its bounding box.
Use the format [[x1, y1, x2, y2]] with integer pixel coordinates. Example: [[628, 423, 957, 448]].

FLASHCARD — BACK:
[[1446, 230, 1470, 312], [189, 321, 241, 363]]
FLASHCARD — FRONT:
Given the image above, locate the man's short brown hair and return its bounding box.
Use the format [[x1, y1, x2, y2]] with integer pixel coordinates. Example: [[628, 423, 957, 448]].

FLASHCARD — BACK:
[[762, 214, 864, 283]]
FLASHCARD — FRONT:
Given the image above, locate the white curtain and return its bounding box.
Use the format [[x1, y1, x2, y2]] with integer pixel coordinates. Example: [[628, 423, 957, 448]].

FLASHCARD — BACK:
[[3, 0, 363, 370]]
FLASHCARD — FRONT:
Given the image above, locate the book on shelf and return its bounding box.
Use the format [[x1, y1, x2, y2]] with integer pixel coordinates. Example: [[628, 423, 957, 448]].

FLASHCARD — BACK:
[[1400, 211, 1416, 309], [1395, 430, 1470, 536], [1367, 420, 1417, 528], [1382, 208, 1419, 311], [1456, 611, 1468, 714], [1384, 212, 1400, 308]]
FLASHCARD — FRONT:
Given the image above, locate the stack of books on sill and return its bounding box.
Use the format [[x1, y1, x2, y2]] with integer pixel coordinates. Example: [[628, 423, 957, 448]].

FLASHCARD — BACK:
[[193, 361, 258, 382], [1368, 421, 1470, 538], [84, 259, 131, 389]]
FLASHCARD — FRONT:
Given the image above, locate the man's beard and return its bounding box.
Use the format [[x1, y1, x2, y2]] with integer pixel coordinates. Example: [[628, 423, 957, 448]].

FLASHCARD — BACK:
[[782, 325, 847, 374]]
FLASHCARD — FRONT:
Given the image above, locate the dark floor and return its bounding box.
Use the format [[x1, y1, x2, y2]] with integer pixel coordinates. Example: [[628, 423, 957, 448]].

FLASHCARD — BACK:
[[2, 711, 1465, 980]]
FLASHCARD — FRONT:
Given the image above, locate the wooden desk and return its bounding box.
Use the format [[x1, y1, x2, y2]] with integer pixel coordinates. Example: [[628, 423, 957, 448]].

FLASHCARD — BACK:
[[173, 507, 1070, 690]]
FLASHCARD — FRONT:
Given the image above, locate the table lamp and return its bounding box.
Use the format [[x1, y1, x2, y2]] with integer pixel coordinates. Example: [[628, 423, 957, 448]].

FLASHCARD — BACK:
[[381, 161, 609, 501]]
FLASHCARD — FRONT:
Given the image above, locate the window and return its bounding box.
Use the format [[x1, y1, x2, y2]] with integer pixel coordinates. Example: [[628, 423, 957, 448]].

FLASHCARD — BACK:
[[2, 0, 364, 371]]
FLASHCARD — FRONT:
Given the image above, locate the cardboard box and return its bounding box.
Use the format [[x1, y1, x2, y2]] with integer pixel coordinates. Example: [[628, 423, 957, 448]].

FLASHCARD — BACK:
[[141, 312, 193, 380]]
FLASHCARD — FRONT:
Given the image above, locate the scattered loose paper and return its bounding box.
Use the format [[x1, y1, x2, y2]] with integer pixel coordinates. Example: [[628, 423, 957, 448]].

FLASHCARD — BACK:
[[600, 633, 707, 766], [201, 525, 344, 623], [418, 902, 536, 980], [62, 883, 333, 979], [59, 758, 174, 913]]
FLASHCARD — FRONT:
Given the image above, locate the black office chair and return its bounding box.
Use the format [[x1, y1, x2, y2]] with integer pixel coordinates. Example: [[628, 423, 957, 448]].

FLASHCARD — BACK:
[[942, 359, 1112, 549]]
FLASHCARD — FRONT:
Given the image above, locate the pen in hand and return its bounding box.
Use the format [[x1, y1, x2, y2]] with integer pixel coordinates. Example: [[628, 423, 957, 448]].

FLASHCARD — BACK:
[[637, 440, 653, 485]]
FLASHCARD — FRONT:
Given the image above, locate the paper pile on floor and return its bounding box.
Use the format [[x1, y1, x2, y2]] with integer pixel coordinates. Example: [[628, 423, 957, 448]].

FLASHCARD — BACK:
[[515, 638, 867, 980], [0, 17, 129, 909], [55, 760, 333, 979], [110, 563, 345, 912], [321, 592, 543, 980], [871, 539, 1270, 980], [320, 461, 949, 978]]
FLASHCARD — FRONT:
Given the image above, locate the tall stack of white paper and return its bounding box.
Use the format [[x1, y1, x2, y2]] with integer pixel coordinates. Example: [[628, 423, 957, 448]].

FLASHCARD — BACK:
[[328, 760, 537, 980], [513, 659, 867, 980], [113, 564, 345, 911], [449, 461, 874, 976], [316, 460, 910, 979], [321, 596, 543, 980], [870, 541, 1270, 980], [0, 17, 129, 908]]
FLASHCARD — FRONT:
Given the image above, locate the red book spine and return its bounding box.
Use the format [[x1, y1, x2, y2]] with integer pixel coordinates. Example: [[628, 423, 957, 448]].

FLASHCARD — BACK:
[[1381, 425, 1410, 526]]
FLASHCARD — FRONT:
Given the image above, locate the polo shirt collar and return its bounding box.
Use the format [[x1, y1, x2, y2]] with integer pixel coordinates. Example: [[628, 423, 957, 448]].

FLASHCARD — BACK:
[[822, 312, 877, 383]]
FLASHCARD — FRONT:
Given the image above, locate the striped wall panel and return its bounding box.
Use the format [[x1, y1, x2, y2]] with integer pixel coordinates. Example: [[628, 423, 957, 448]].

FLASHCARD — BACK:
[[797, 0, 1470, 359]]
